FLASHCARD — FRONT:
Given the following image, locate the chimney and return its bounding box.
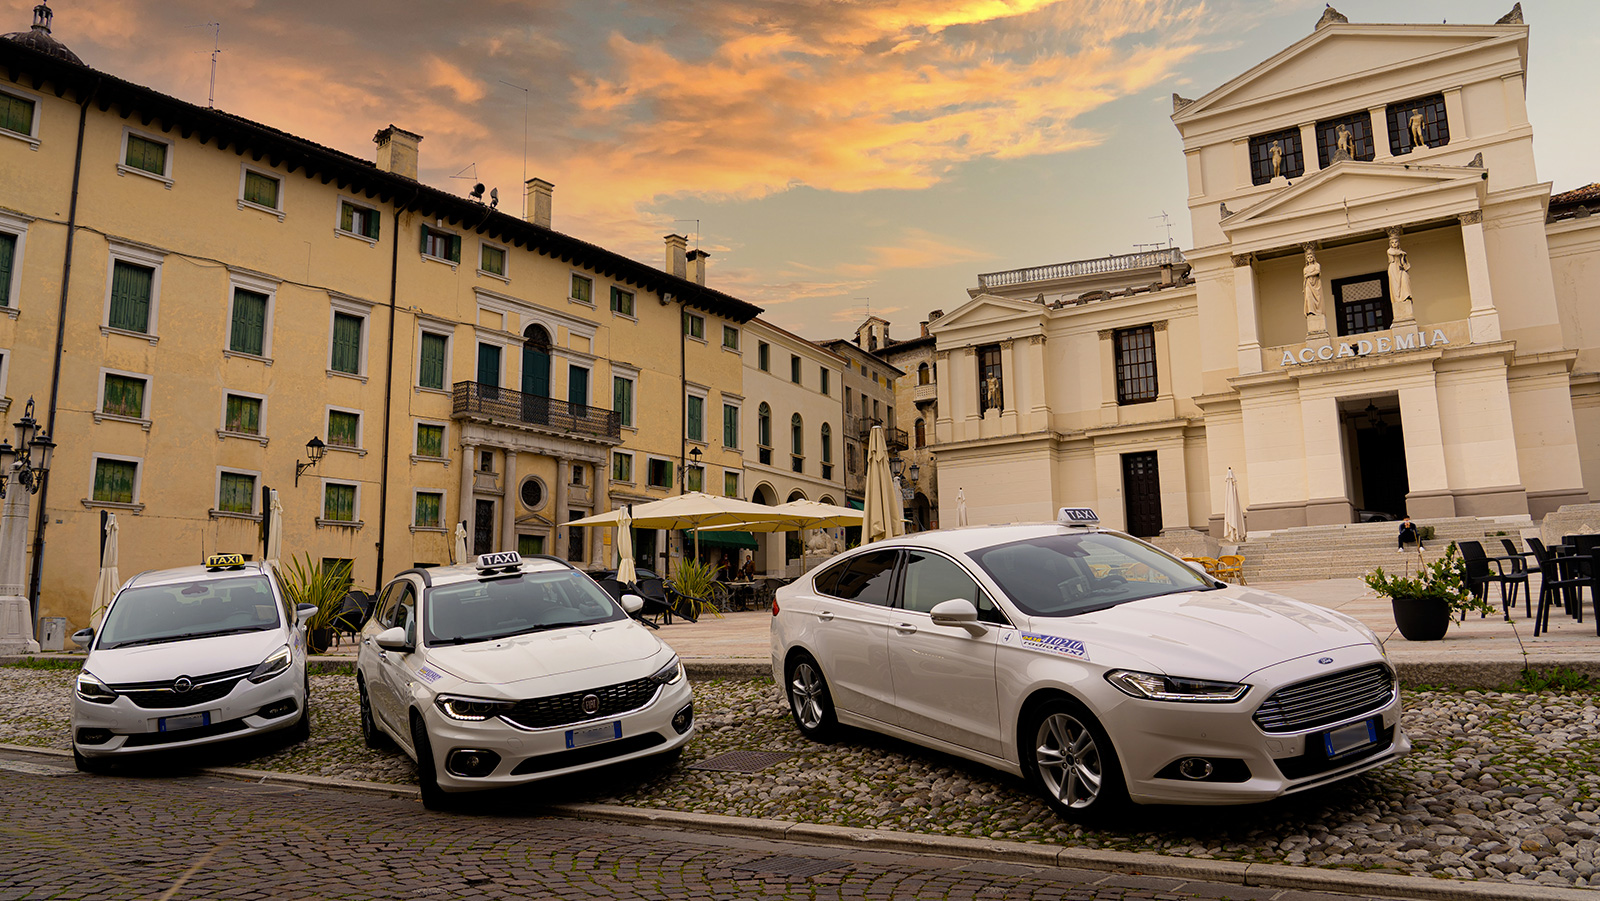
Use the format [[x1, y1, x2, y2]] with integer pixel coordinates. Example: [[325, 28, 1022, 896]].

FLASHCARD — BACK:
[[920, 320, 929, 338], [373, 126, 423, 180], [686, 249, 709, 286], [525, 178, 553, 229], [664, 234, 688, 279]]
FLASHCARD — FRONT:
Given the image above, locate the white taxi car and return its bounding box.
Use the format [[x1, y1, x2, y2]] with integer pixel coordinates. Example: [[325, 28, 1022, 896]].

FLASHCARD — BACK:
[[356, 552, 694, 809], [70, 554, 316, 772], [771, 509, 1409, 820]]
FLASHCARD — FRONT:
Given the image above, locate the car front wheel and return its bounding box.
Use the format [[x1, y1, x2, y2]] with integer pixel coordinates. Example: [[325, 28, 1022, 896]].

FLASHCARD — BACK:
[[1022, 698, 1126, 821], [785, 653, 837, 742], [73, 747, 110, 774], [358, 678, 389, 749], [411, 714, 450, 811]]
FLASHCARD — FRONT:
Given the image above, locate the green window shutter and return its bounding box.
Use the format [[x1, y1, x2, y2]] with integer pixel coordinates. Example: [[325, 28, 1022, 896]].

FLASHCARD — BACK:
[[420, 226, 431, 254], [219, 473, 255, 514], [331, 313, 361, 373], [415, 492, 441, 528], [126, 136, 166, 175], [103, 375, 145, 418], [0, 232, 15, 307], [477, 344, 500, 388], [230, 289, 267, 356], [613, 377, 632, 427], [0, 93, 34, 135], [686, 467, 703, 493], [365, 208, 380, 240], [686, 395, 703, 441], [244, 171, 279, 208], [327, 410, 360, 447], [450, 234, 462, 264], [724, 405, 738, 448], [108, 261, 152, 332], [225, 395, 260, 434], [324, 484, 356, 521], [94, 460, 136, 504], [568, 366, 589, 408], [419, 332, 447, 389], [416, 424, 443, 457], [340, 202, 354, 232]]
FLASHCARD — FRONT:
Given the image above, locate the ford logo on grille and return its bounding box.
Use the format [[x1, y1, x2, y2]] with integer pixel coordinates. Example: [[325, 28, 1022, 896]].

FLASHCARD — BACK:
[[173, 677, 194, 693], [581, 694, 600, 715], [1318, 657, 1334, 665]]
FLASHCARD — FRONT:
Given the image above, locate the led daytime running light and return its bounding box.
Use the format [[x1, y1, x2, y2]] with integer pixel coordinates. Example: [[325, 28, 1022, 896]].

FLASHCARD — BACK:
[[1105, 669, 1248, 703]]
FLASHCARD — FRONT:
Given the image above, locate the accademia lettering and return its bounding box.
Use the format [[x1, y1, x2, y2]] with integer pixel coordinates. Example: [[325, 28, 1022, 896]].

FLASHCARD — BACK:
[[1280, 328, 1450, 367]]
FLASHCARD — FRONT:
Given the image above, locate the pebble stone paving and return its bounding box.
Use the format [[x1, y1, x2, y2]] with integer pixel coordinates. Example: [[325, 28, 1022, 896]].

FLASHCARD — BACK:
[[3, 666, 1597, 889]]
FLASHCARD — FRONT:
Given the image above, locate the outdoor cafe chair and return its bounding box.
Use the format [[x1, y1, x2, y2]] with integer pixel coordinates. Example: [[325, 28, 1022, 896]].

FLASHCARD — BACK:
[[1181, 556, 1219, 577], [1531, 541, 1595, 637], [1214, 555, 1245, 583], [1529, 539, 1582, 620], [1459, 540, 1528, 619]]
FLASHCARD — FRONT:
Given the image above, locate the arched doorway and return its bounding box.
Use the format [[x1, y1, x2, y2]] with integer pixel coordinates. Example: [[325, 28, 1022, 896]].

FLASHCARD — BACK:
[[752, 483, 780, 576], [786, 489, 807, 565], [522, 325, 551, 424]]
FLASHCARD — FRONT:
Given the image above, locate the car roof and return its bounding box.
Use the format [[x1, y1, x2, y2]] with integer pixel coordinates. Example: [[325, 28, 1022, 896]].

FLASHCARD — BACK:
[[407, 557, 577, 588], [863, 522, 1124, 556], [125, 561, 273, 589]]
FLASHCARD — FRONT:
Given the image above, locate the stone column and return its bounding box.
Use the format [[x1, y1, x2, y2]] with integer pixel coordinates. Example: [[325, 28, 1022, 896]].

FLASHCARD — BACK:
[[998, 339, 1018, 431], [1368, 106, 1391, 159], [0, 471, 39, 654], [1398, 381, 1455, 518], [1232, 254, 1263, 374], [501, 449, 518, 553], [1301, 394, 1352, 525], [554, 457, 569, 561], [1097, 330, 1118, 425], [591, 464, 608, 570], [1025, 335, 1049, 431], [458, 441, 477, 538], [933, 350, 954, 444], [959, 347, 980, 434], [1460, 211, 1503, 343], [1152, 322, 1173, 402]]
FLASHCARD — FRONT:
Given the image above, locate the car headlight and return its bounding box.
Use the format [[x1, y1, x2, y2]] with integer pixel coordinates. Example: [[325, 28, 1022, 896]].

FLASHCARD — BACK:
[[435, 695, 516, 722], [247, 645, 293, 684], [76, 671, 119, 704], [1105, 669, 1249, 703], [649, 656, 684, 685]]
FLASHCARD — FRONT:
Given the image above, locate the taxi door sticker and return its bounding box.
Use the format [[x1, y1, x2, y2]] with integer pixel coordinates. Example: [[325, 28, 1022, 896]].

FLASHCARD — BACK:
[[416, 665, 444, 684], [1019, 632, 1090, 662]]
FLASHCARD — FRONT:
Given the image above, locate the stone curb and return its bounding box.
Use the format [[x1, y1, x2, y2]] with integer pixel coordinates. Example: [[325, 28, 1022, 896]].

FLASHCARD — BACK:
[[1, 743, 1590, 901]]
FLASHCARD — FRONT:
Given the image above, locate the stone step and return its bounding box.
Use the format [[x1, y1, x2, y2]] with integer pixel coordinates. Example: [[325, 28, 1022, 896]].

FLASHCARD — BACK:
[[1223, 515, 1537, 582]]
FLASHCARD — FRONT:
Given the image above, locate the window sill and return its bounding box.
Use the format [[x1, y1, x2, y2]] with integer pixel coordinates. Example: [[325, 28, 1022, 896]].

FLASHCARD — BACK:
[[326, 444, 368, 458], [101, 326, 159, 345], [335, 227, 378, 246], [646, 483, 673, 491], [1, 306, 16, 320], [315, 518, 365, 530], [94, 412, 152, 431], [414, 386, 450, 396], [223, 350, 273, 365], [238, 198, 285, 222], [685, 335, 707, 345], [209, 509, 263, 522], [0, 398, 9, 415], [410, 454, 451, 466], [217, 429, 269, 447], [610, 310, 637, 323], [326, 369, 368, 384], [610, 478, 636, 487], [0, 127, 39, 151], [477, 269, 509, 283], [722, 345, 742, 355], [569, 297, 596, 310], [420, 252, 459, 270], [410, 525, 448, 534], [82, 499, 144, 513], [117, 164, 173, 189]]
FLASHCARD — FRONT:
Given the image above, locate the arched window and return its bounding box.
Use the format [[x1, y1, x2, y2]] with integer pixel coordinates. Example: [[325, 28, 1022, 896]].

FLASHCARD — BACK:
[[821, 423, 832, 464], [914, 418, 926, 448], [522, 324, 551, 351], [791, 413, 804, 455], [918, 362, 930, 385], [757, 403, 771, 447]]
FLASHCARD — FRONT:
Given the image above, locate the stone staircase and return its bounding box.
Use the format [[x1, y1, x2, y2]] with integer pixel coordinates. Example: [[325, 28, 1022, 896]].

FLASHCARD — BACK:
[[1234, 516, 1536, 583]]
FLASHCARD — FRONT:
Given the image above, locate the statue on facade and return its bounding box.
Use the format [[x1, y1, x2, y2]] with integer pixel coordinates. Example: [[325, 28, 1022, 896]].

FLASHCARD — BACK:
[[1387, 230, 1413, 316], [1334, 123, 1353, 160], [1302, 247, 1322, 317], [1269, 140, 1283, 178], [1408, 110, 1427, 147], [984, 375, 1001, 412]]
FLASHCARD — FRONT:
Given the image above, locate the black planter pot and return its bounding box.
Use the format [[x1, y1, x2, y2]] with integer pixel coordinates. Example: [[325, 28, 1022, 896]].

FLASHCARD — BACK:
[[309, 627, 333, 654], [1391, 595, 1450, 641]]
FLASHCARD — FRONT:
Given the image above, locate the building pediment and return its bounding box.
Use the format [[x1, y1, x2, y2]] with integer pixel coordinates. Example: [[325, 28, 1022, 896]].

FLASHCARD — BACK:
[[927, 293, 1046, 343]]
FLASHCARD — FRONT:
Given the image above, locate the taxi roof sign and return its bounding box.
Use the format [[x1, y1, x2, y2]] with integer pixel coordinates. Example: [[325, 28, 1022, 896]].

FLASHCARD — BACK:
[[1056, 507, 1099, 527], [476, 551, 522, 573], [205, 553, 246, 570]]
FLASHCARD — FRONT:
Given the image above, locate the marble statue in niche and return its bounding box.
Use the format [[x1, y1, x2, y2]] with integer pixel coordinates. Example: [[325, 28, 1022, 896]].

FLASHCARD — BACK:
[[1335, 124, 1353, 160], [1388, 229, 1414, 321], [1270, 140, 1284, 178], [1408, 110, 1427, 148], [1302, 247, 1323, 317]]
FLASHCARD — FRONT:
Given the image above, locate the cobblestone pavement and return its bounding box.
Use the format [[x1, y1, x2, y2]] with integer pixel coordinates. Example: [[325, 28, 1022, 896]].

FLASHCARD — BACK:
[[0, 750, 1420, 901]]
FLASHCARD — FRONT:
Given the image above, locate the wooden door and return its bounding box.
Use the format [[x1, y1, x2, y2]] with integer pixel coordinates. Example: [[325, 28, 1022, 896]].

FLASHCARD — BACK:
[[1121, 451, 1163, 538]]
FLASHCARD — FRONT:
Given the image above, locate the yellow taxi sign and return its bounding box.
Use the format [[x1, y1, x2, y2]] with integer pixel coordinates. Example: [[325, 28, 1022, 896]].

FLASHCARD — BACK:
[[205, 553, 246, 570]]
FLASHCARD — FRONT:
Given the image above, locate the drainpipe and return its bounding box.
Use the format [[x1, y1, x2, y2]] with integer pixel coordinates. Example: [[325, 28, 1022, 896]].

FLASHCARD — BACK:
[[373, 186, 420, 590], [28, 77, 100, 634]]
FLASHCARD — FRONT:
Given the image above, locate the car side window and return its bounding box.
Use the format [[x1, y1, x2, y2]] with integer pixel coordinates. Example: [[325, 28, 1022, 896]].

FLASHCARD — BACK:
[[900, 551, 1009, 625], [829, 550, 899, 606], [392, 584, 417, 644], [373, 583, 400, 629], [812, 558, 849, 596]]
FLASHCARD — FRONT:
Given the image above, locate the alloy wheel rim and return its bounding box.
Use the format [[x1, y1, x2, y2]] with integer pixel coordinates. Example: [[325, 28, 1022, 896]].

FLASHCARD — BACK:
[[1034, 712, 1102, 808], [791, 663, 824, 729]]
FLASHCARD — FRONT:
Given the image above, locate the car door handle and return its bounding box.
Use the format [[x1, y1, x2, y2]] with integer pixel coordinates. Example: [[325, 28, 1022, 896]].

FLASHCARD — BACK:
[[894, 623, 918, 635], [817, 610, 835, 622]]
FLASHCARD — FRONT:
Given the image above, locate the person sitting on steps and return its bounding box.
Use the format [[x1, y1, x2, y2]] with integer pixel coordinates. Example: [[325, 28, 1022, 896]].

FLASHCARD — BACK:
[[1397, 516, 1421, 552]]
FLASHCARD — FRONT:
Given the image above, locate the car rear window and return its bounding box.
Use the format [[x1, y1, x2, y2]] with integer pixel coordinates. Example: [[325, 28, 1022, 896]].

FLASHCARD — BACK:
[[99, 575, 281, 649], [969, 532, 1213, 616]]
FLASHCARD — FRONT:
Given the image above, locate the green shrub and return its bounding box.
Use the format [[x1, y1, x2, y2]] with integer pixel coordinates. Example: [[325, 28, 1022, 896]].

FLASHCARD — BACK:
[[274, 554, 353, 643]]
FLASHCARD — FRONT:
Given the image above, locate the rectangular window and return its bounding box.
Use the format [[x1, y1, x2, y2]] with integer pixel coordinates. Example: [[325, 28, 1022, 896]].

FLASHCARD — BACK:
[[647, 458, 673, 489], [612, 451, 633, 483], [722, 325, 739, 350], [820, 368, 830, 395], [421, 226, 460, 263], [977, 344, 1003, 414], [108, 260, 153, 333], [571, 273, 593, 303], [568, 365, 589, 410], [102, 374, 146, 418], [323, 483, 357, 522], [1314, 111, 1375, 167], [1115, 326, 1158, 405], [724, 471, 739, 498], [339, 201, 380, 239], [0, 232, 15, 307], [415, 492, 443, 528], [723, 404, 739, 449], [610, 286, 634, 316], [1386, 93, 1449, 156], [125, 135, 167, 176], [477, 343, 501, 388], [1334, 273, 1393, 337], [419, 332, 448, 389], [758, 342, 770, 371], [243, 169, 280, 209], [613, 376, 634, 428], [480, 244, 506, 276], [790, 355, 801, 384], [330, 312, 362, 373], [0, 91, 34, 135], [567, 511, 585, 561], [685, 466, 704, 493], [225, 394, 261, 434], [686, 394, 704, 442], [683, 311, 704, 339], [93, 459, 138, 504], [416, 423, 444, 458], [219, 472, 256, 515], [327, 410, 361, 448], [1248, 128, 1304, 185], [229, 288, 267, 356]]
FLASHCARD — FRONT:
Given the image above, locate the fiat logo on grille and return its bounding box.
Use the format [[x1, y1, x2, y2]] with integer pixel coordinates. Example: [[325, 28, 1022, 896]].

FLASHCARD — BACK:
[[173, 677, 194, 693], [581, 694, 600, 715]]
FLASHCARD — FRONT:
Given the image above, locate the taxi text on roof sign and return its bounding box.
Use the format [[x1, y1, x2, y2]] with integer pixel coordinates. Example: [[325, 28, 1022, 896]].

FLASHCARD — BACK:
[[1057, 507, 1098, 526], [476, 551, 521, 571], [205, 553, 245, 569]]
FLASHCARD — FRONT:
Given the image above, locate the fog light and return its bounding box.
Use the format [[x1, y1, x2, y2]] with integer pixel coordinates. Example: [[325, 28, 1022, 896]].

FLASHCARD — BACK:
[[257, 699, 298, 720], [446, 749, 501, 777], [1178, 757, 1214, 780], [76, 728, 112, 745], [671, 702, 694, 735]]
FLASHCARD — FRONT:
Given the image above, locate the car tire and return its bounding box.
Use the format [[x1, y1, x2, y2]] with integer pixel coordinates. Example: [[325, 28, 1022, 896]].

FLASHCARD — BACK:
[[73, 747, 110, 774], [358, 678, 389, 749], [1020, 697, 1127, 822], [785, 653, 838, 742], [288, 675, 311, 744], [411, 714, 451, 811]]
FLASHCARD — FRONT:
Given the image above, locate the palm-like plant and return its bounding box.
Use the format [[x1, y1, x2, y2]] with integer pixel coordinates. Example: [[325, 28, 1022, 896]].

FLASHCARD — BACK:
[[274, 554, 353, 640]]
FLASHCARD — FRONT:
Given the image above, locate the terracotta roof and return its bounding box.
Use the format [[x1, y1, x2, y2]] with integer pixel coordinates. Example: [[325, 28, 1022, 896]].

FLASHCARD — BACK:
[[1549, 183, 1600, 222]]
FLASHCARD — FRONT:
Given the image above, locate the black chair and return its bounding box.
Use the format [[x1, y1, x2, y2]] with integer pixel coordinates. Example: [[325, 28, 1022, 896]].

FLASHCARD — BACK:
[[330, 589, 374, 647], [1500, 538, 1535, 574], [634, 575, 675, 625], [1459, 540, 1527, 619], [1531, 538, 1594, 637]]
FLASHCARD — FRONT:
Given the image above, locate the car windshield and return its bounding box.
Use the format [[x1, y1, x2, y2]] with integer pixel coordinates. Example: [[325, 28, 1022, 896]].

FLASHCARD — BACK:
[[98, 575, 281, 649], [969, 531, 1218, 616], [424, 570, 627, 645]]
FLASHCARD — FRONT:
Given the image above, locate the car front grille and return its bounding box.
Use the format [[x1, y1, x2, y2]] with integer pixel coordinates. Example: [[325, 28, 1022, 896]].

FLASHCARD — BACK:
[[111, 666, 255, 710], [508, 733, 666, 775], [501, 677, 661, 730], [123, 718, 249, 747], [1252, 663, 1395, 734]]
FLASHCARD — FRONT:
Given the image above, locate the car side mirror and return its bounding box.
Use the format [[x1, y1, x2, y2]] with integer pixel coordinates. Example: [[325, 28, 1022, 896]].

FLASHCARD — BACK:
[[929, 598, 985, 635], [295, 603, 318, 624], [620, 593, 645, 615], [71, 627, 95, 648], [375, 625, 412, 652]]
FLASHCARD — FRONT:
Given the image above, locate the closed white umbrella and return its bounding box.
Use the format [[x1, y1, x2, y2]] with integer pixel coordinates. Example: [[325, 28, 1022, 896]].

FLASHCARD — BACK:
[[1223, 467, 1245, 544], [90, 514, 119, 629], [453, 522, 469, 565], [861, 426, 904, 544], [263, 489, 284, 568], [616, 505, 638, 586], [956, 488, 969, 527]]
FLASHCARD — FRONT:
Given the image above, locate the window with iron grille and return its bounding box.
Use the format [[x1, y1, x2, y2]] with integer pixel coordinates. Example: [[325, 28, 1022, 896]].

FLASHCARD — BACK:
[[1386, 94, 1448, 156], [1248, 128, 1304, 185], [977, 344, 1003, 414], [1115, 326, 1157, 405], [1334, 273, 1392, 337], [1314, 111, 1375, 167]]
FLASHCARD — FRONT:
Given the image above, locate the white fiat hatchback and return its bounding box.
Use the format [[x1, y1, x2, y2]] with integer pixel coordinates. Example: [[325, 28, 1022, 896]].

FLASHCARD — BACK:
[[356, 553, 694, 809], [771, 509, 1409, 820], [70, 554, 314, 772]]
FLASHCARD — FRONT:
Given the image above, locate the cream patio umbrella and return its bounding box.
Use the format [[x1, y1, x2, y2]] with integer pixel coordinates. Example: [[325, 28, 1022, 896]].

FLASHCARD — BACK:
[[700, 499, 864, 532], [861, 425, 904, 545], [263, 488, 284, 569], [90, 513, 119, 628], [568, 492, 797, 562], [616, 504, 638, 586], [453, 522, 469, 565], [1223, 468, 1246, 544]]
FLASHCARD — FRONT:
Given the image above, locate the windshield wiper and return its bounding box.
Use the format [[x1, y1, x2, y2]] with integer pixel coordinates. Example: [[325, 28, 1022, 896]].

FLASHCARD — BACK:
[[495, 620, 594, 639], [429, 635, 488, 647], [100, 631, 233, 650]]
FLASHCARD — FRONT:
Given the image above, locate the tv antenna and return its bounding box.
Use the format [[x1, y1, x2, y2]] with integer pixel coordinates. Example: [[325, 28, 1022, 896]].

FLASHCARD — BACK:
[[1149, 211, 1175, 249], [499, 80, 529, 218], [450, 164, 479, 181], [673, 219, 701, 249], [186, 22, 223, 107]]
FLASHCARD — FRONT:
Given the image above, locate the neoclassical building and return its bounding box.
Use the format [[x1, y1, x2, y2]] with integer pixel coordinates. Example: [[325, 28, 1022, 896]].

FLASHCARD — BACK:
[[933, 6, 1595, 538]]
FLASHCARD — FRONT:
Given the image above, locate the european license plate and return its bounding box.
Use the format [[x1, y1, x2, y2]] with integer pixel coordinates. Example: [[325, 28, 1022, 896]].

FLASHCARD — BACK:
[[565, 721, 621, 749], [1323, 718, 1377, 758], [158, 712, 210, 733]]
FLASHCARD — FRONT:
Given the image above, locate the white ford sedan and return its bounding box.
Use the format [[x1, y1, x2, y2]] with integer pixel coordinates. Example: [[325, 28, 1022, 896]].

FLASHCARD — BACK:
[[70, 555, 314, 772], [356, 553, 694, 809], [770, 510, 1409, 820]]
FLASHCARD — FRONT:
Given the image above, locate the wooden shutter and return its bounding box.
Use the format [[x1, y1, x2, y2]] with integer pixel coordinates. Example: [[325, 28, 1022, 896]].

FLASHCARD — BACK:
[[0, 233, 14, 307], [94, 460, 136, 504], [340, 202, 354, 232], [225, 395, 260, 434], [325, 484, 356, 521], [419, 333, 446, 389], [419, 226, 431, 254], [108, 262, 152, 332], [450, 234, 462, 264], [364, 208, 380, 239], [328, 411, 359, 447], [417, 424, 443, 457], [220, 473, 255, 513], [231, 289, 266, 356], [568, 366, 589, 410], [0, 93, 33, 134], [331, 313, 361, 373], [415, 493, 441, 527], [477, 344, 500, 388]]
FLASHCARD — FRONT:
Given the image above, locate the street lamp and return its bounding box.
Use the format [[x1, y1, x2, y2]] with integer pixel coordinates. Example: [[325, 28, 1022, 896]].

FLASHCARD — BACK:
[[0, 397, 53, 655], [294, 437, 327, 486], [889, 456, 904, 478], [0, 397, 53, 499], [907, 462, 921, 483]]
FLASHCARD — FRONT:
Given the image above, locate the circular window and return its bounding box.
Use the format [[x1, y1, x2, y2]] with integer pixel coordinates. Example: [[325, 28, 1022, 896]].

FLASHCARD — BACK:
[[519, 477, 546, 511]]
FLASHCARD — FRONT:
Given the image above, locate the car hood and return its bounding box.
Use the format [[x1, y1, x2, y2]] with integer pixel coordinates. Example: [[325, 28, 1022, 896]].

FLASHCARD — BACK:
[[86, 629, 285, 683], [423, 620, 666, 687], [1028, 588, 1373, 681]]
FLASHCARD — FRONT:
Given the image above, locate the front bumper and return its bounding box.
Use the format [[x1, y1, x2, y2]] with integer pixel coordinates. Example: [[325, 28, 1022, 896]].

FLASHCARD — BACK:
[[71, 669, 303, 758]]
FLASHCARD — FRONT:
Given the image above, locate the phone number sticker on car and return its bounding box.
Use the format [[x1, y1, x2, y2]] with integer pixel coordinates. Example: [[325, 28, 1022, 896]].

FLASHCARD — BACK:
[[1019, 632, 1090, 661]]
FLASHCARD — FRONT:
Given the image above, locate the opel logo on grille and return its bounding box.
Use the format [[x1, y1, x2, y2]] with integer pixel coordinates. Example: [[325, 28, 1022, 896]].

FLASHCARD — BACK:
[[1318, 657, 1334, 665], [581, 694, 600, 715], [173, 677, 194, 693]]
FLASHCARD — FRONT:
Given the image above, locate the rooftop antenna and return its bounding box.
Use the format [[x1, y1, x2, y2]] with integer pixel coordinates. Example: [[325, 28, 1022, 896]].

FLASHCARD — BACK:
[[499, 80, 529, 219], [673, 219, 701, 250], [450, 164, 478, 181], [1149, 211, 1175, 249], [186, 22, 223, 107]]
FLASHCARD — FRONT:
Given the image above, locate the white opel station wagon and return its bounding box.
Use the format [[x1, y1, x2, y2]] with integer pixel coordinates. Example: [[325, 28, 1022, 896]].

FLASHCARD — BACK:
[[770, 509, 1409, 820], [357, 553, 694, 809]]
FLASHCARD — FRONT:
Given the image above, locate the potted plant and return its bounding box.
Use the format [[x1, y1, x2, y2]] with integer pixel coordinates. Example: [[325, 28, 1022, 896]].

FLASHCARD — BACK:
[[1364, 542, 1492, 641], [275, 554, 353, 653]]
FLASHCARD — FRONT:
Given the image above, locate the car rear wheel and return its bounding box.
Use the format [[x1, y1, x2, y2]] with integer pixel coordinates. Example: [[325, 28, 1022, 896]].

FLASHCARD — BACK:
[[1022, 698, 1126, 821], [411, 714, 451, 811], [358, 678, 389, 749], [785, 653, 838, 742]]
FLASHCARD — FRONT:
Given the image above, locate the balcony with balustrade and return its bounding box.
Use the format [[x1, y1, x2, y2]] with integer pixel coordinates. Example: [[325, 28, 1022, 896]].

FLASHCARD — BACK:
[[853, 417, 907, 451], [452, 382, 622, 445]]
